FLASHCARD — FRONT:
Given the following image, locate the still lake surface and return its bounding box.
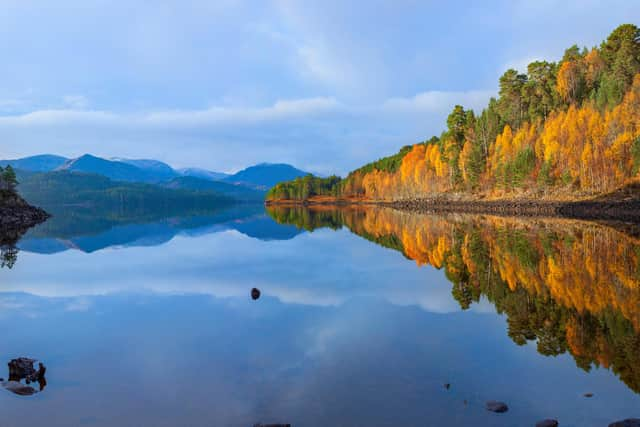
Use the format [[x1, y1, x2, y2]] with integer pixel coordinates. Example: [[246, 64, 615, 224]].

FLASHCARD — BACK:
[[1, 204, 639, 426]]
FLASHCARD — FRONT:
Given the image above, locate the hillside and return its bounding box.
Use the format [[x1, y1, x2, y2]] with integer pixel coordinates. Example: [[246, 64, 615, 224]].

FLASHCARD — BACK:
[[225, 163, 309, 189], [17, 171, 234, 212], [0, 154, 68, 172], [114, 158, 178, 181], [178, 168, 230, 181], [267, 24, 640, 207], [56, 154, 168, 183], [163, 176, 265, 201]]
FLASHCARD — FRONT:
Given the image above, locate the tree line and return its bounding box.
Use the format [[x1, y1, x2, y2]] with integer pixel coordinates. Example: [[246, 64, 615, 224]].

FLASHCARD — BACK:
[[0, 165, 18, 192], [267, 24, 640, 201]]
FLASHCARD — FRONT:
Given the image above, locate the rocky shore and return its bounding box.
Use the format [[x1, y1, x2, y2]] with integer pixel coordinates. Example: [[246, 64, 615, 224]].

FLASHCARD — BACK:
[[267, 196, 640, 222], [0, 190, 49, 240], [388, 198, 640, 221]]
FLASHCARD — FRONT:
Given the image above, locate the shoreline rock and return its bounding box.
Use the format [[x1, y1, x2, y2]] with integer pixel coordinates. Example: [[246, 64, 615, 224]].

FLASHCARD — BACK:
[[0, 190, 50, 241], [266, 197, 640, 222]]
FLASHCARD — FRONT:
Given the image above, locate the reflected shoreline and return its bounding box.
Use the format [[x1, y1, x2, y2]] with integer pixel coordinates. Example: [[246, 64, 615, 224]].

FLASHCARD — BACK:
[[267, 205, 640, 394]]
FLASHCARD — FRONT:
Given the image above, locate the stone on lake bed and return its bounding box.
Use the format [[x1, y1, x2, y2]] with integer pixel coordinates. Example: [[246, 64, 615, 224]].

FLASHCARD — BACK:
[[583, 392, 594, 397], [2, 380, 37, 396], [485, 400, 509, 413], [536, 419, 559, 427], [609, 420, 640, 427]]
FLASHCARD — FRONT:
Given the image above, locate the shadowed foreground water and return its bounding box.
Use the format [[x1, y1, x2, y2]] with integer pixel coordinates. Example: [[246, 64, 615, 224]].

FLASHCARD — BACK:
[[0, 205, 638, 426]]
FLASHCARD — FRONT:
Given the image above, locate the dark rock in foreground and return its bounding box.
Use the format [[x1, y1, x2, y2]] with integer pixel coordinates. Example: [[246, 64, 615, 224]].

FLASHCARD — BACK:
[[609, 419, 640, 427], [536, 419, 559, 427], [486, 400, 509, 413], [251, 288, 261, 300]]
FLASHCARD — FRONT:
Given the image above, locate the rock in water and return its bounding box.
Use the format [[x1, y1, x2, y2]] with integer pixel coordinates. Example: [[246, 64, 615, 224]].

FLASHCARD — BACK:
[[486, 400, 509, 413], [2, 380, 37, 396], [583, 392, 594, 398], [536, 419, 559, 427], [609, 420, 640, 427], [251, 288, 261, 300], [3, 357, 47, 395], [8, 358, 37, 380]]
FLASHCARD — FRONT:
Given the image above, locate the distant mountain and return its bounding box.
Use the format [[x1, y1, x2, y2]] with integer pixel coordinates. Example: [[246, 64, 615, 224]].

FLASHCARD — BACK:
[[56, 154, 167, 183], [178, 167, 229, 181], [114, 158, 178, 181], [3, 154, 308, 190], [225, 163, 309, 189], [0, 154, 68, 172], [163, 176, 265, 201]]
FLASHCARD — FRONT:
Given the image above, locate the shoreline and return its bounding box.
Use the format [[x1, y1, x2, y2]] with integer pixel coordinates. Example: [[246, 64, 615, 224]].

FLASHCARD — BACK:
[[265, 197, 640, 222], [0, 191, 50, 240]]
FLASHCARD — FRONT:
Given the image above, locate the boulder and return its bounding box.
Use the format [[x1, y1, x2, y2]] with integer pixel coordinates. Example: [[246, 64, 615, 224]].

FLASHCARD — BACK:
[[536, 419, 559, 427]]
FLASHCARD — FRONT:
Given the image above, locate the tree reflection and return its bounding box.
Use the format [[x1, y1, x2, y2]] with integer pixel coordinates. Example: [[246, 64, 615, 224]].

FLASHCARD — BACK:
[[1, 245, 18, 269], [267, 206, 640, 393]]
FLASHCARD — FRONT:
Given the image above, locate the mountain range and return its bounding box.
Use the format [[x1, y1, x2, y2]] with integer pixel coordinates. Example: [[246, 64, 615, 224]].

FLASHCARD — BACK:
[[1, 154, 310, 203]]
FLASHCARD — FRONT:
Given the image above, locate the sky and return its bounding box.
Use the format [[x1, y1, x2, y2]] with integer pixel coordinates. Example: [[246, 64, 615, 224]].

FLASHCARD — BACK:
[[0, 0, 637, 175]]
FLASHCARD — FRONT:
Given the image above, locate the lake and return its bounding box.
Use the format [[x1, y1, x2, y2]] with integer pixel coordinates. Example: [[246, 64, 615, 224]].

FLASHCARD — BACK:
[[1, 204, 639, 426]]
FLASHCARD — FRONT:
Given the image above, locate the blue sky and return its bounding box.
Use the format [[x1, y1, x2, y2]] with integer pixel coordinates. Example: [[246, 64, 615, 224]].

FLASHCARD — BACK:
[[0, 0, 637, 174]]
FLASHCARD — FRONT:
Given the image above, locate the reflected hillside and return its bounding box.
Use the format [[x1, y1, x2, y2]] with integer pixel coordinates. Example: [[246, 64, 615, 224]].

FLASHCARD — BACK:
[[19, 204, 303, 254], [267, 206, 640, 393]]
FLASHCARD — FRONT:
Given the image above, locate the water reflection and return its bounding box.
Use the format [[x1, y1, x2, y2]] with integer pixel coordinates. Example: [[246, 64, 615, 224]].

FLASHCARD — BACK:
[[267, 206, 640, 394], [24, 204, 302, 253], [1, 205, 639, 426]]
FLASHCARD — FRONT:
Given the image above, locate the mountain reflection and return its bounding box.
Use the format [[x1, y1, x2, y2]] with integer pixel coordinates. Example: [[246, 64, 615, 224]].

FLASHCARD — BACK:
[[18, 204, 302, 254], [267, 206, 640, 394]]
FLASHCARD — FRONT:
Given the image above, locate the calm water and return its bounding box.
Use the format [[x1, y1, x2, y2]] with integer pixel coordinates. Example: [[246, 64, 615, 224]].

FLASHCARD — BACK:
[[1, 204, 639, 426]]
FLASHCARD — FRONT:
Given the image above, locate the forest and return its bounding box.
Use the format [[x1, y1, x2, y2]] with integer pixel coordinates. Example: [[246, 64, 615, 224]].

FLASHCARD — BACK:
[[267, 205, 640, 393], [267, 24, 640, 202]]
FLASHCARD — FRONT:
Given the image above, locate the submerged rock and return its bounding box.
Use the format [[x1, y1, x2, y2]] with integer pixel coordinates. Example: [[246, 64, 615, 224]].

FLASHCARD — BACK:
[[253, 424, 291, 427], [536, 419, 559, 427], [486, 400, 509, 413], [251, 288, 261, 300], [2, 380, 37, 396], [609, 420, 640, 427], [583, 392, 594, 398]]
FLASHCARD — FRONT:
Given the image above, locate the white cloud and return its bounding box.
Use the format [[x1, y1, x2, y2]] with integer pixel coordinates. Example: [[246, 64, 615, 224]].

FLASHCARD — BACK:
[[62, 95, 89, 110], [382, 90, 494, 114], [0, 89, 497, 174]]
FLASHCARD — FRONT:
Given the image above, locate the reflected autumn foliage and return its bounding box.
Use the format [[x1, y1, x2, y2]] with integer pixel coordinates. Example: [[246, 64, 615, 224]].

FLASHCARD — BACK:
[[267, 206, 640, 393]]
